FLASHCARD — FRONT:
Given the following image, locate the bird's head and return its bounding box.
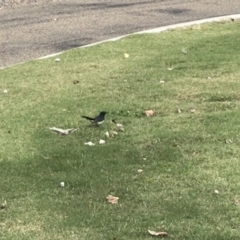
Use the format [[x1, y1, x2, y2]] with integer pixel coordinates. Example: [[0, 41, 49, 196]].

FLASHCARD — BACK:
[[100, 111, 107, 116]]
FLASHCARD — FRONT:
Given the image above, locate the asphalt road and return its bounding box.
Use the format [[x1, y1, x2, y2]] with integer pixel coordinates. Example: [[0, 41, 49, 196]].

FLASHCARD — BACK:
[[1, 0, 240, 68]]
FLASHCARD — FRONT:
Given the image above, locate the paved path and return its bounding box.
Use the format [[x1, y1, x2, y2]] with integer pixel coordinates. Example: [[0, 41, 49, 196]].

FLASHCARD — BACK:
[[1, 0, 240, 68]]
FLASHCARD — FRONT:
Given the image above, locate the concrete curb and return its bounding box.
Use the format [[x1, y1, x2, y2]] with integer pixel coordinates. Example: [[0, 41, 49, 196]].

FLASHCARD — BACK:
[[1, 14, 240, 69], [39, 14, 240, 60]]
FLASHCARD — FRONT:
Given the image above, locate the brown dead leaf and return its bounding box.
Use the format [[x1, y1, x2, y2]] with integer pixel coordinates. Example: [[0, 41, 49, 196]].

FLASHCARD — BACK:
[[145, 110, 154, 117], [148, 230, 168, 237], [106, 195, 119, 204]]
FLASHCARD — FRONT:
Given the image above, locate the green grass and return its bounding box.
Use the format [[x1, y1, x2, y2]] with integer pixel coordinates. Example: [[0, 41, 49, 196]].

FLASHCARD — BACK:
[[1, 20, 240, 239]]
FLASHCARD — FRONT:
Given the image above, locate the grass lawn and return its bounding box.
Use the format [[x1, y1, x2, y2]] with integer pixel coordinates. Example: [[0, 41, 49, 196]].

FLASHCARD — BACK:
[[1, 20, 240, 239]]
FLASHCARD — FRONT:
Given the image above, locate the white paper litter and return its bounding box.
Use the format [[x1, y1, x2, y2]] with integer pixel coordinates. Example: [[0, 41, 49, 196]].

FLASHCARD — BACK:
[[116, 123, 124, 131], [84, 141, 95, 146], [116, 123, 123, 128], [99, 139, 105, 144]]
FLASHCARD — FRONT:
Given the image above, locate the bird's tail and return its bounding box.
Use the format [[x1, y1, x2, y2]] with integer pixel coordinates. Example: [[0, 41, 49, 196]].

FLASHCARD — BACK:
[[82, 116, 94, 121]]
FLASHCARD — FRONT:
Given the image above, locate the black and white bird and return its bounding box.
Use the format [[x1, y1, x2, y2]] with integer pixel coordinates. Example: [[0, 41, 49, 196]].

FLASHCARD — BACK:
[[82, 111, 107, 125]]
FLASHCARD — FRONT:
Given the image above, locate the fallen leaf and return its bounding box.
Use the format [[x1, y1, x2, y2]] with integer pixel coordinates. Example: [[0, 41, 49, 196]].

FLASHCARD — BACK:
[[106, 195, 119, 204], [148, 230, 168, 237], [49, 127, 78, 135], [111, 131, 118, 136], [112, 120, 124, 131], [176, 108, 181, 113], [225, 139, 232, 144], [116, 124, 124, 131], [172, 140, 179, 147], [145, 110, 154, 117], [181, 48, 188, 54], [84, 141, 95, 146], [234, 198, 239, 205], [105, 131, 110, 138], [116, 123, 123, 128], [124, 53, 129, 58]]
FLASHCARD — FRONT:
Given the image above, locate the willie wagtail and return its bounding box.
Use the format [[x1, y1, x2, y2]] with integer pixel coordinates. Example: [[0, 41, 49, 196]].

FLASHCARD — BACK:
[[82, 111, 107, 125]]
